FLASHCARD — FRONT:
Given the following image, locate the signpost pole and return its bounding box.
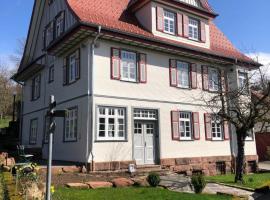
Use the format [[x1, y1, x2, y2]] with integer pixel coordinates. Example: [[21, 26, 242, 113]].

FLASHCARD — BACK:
[[46, 95, 54, 200]]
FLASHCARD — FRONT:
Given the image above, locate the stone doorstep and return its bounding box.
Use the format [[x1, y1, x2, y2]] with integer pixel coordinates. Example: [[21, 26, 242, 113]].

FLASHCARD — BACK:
[[66, 183, 89, 189], [111, 178, 134, 187], [86, 181, 113, 189]]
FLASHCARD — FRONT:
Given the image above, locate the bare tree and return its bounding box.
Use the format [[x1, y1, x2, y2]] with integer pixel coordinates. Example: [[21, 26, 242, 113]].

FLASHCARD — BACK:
[[9, 38, 26, 70], [200, 65, 270, 183]]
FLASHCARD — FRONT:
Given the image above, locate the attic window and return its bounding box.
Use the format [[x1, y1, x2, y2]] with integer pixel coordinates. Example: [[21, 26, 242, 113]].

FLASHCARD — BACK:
[[177, 0, 202, 8]]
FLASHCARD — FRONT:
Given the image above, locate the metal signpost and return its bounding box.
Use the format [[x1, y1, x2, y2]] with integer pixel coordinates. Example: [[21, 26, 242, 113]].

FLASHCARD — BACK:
[[45, 95, 67, 200]]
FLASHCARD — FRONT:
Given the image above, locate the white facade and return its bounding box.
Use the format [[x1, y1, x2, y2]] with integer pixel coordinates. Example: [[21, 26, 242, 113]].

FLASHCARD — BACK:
[[17, 0, 258, 170]]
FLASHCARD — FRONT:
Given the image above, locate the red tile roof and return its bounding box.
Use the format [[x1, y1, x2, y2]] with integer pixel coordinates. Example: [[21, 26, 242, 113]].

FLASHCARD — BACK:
[[67, 0, 257, 65]]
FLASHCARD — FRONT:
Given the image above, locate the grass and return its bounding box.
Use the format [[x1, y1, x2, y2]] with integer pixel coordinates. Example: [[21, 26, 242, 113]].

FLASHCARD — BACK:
[[205, 173, 270, 189], [54, 187, 231, 200], [0, 173, 3, 200], [0, 117, 11, 129]]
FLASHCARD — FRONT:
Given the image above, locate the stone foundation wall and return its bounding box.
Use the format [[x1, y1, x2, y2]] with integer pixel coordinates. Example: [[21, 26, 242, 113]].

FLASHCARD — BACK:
[[91, 161, 135, 171], [160, 155, 258, 176]]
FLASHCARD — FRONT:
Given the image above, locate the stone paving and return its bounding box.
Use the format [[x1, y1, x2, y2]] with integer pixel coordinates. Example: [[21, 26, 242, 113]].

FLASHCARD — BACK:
[[159, 173, 193, 193], [204, 183, 261, 200]]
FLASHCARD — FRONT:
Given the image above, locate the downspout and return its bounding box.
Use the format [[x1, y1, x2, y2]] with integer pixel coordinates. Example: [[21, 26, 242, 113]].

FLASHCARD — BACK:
[[86, 26, 101, 171], [11, 79, 25, 144]]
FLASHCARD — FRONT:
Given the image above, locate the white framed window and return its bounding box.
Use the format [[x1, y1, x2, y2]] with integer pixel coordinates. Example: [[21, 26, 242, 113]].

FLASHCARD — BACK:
[[45, 22, 54, 47], [177, 0, 201, 7], [55, 12, 65, 37], [209, 67, 219, 92], [49, 65, 54, 83], [164, 10, 176, 35], [211, 115, 223, 140], [134, 109, 157, 120], [30, 119, 38, 144], [32, 75, 41, 100], [97, 106, 126, 141], [246, 129, 254, 141], [69, 53, 77, 83], [238, 71, 249, 93], [177, 61, 190, 88], [188, 18, 199, 41], [121, 50, 137, 82], [64, 107, 78, 142], [179, 112, 192, 140]]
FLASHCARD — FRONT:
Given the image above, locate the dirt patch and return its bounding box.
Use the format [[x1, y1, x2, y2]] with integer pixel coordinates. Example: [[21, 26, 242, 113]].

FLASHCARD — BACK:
[[39, 171, 133, 187]]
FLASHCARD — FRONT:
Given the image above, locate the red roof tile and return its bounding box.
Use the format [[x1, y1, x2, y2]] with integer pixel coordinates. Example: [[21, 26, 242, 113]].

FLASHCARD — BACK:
[[67, 0, 256, 65]]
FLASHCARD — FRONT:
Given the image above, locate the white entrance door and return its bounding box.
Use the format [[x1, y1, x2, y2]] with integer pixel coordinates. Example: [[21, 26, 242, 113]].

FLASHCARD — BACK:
[[134, 122, 155, 165]]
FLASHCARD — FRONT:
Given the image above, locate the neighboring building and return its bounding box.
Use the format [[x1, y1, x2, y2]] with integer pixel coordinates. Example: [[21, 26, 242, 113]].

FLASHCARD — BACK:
[[13, 0, 260, 174]]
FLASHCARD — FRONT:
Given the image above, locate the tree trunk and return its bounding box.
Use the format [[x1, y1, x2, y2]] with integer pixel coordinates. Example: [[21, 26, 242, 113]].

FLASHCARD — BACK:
[[235, 131, 245, 183]]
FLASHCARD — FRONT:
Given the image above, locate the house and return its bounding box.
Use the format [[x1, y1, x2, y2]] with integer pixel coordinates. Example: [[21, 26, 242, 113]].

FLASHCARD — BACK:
[[13, 0, 260, 175]]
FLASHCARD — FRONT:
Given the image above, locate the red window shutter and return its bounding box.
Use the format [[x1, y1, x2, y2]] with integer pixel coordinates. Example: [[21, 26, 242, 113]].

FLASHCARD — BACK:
[[221, 70, 228, 92], [171, 111, 180, 140], [177, 13, 183, 36], [190, 63, 197, 89], [139, 53, 147, 83], [111, 48, 121, 80], [200, 21, 206, 42], [183, 15, 189, 38], [202, 65, 209, 91], [156, 7, 164, 31], [63, 57, 68, 85], [169, 59, 177, 87], [204, 113, 212, 140], [223, 120, 230, 140], [75, 49, 80, 80], [192, 112, 200, 140]]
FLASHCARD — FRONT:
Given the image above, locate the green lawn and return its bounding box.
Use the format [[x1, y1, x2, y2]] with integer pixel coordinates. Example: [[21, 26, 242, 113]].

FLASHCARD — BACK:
[[0, 173, 4, 200], [205, 173, 270, 189], [54, 187, 231, 200], [0, 117, 11, 129]]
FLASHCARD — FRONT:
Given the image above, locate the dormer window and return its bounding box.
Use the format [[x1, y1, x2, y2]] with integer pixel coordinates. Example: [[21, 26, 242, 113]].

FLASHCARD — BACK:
[[188, 18, 199, 41], [164, 10, 176, 35], [177, 0, 201, 8]]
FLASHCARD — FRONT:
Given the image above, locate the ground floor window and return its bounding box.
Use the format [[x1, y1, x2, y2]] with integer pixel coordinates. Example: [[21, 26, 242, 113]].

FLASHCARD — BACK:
[[179, 112, 192, 140], [97, 106, 126, 141], [211, 115, 223, 140], [29, 118, 38, 144], [64, 107, 78, 142]]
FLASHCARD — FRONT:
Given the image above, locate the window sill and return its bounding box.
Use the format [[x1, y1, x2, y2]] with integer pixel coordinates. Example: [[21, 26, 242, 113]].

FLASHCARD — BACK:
[[63, 139, 77, 143], [31, 97, 40, 102], [95, 139, 128, 143], [175, 86, 192, 90], [120, 79, 139, 84], [63, 79, 79, 86]]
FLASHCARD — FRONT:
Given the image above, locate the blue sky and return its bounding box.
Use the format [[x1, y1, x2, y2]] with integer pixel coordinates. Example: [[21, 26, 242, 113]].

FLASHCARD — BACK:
[[0, 0, 269, 68]]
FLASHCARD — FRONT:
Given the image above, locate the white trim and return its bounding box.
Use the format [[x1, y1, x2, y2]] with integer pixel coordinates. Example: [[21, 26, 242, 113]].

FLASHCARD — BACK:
[[64, 108, 78, 142], [208, 67, 219, 92], [179, 112, 192, 140], [211, 115, 223, 141], [69, 53, 77, 83], [164, 10, 176, 35], [120, 50, 137, 82], [188, 18, 199, 41]]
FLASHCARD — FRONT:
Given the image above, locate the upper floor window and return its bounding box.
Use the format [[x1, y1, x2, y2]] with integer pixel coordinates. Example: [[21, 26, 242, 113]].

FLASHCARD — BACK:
[[209, 67, 219, 92], [64, 107, 78, 142], [48, 65, 54, 83], [238, 71, 249, 94], [29, 118, 38, 144], [97, 106, 127, 141], [211, 115, 223, 141], [63, 49, 80, 85], [177, 61, 190, 88], [188, 18, 199, 41], [31, 74, 41, 101], [111, 48, 147, 83], [45, 22, 54, 47], [164, 10, 176, 35], [177, 0, 201, 7], [55, 12, 65, 38], [121, 50, 137, 82]]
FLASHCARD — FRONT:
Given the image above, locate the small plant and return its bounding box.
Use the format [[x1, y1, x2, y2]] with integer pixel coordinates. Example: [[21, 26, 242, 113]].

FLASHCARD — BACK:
[[191, 174, 206, 194], [248, 177, 254, 183], [147, 172, 160, 187]]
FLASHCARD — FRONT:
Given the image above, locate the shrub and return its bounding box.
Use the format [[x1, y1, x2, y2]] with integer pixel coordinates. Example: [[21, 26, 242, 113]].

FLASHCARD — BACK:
[[191, 174, 206, 194], [147, 172, 160, 187]]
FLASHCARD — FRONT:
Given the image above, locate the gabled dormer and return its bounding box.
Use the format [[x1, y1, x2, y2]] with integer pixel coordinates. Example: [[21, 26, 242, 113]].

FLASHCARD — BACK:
[[131, 0, 217, 49]]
